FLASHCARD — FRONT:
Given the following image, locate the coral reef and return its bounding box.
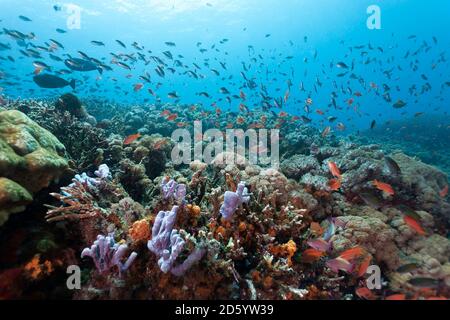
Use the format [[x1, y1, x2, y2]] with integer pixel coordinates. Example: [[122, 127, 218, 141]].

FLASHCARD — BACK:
[[0, 110, 68, 226], [0, 98, 449, 300], [55, 93, 96, 126]]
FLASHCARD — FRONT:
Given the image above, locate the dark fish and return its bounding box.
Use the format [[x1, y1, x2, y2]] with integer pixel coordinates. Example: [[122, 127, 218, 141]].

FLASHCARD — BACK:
[[165, 42, 176, 47], [168, 92, 179, 99], [359, 191, 383, 209], [336, 62, 349, 69], [370, 120, 376, 130], [396, 263, 420, 273], [328, 116, 337, 123], [49, 39, 64, 49], [116, 40, 126, 48], [408, 277, 439, 288], [301, 116, 312, 124], [33, 61, 51, 71], [385, 156, 401, 175], [197, 92, 210, 98], [0, 42, 11, 51], [116, 61, 132, 70], [65, 58, 103, 74], [78, 51, 91, 60], [33, 74, 75, 89], [219, 87, 230, 94], [91, 40, 105, 46], [56, 28, 67, 34], [163, 51, 173, 60], [19, 15, 32, 22], [155, 66, 165, 78], [393, 100, 407, 109]]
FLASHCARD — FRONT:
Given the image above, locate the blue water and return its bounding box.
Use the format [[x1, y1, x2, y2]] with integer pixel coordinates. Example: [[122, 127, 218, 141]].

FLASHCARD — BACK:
[[0, 0, 449, 130]]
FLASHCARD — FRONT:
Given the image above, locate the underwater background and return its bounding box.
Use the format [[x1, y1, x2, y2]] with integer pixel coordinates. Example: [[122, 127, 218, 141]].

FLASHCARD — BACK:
[[0, 0, 449, 300]]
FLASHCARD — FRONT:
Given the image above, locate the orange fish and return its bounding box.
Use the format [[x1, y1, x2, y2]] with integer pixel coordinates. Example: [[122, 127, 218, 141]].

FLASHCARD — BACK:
[[370, 82, 378, 89], [161, 110, 171, 116], [439, 185, 448, 198], [358, 255, 372, 277], [347, 98, 354, 106], [240, 90, 246, 100], [34, 67, 43, 75], [403, 216, 426, 236], [372, 180, 395, 196], [236, 116, 245, 124], [305, 98, 313, 106], [249, 123, 264, 129], [302, 248, 325, 263], [279, 111, 288, 118], [355, 287, 376, 300], [328, 161, 341, 179], [215, 108, 222, 115], [339, 246, 366, 261], [316, 109, 324, 115], [167, 114, 178, 121], [284, 90, 290, 103], [133, 83, 144, 92], [123, 133, 141, 145], [386, 294, 406, 301], [239, 103, 248, 113], [310, 222, 324, 237], [322, 126, 331, 138], [354, 92, 362, 97], [153, 139, 168, 150], [177, 122, 187, 128], [328, 178, 341, 191]]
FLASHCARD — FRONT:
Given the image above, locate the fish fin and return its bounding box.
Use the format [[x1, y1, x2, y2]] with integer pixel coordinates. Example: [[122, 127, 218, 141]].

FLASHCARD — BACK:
[[97, 67, 103, 75], [69, 79, 76, 90]]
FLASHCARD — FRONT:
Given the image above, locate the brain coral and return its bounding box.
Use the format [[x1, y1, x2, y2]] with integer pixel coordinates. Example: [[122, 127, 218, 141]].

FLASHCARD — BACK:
[[0, 110, 68, 226]]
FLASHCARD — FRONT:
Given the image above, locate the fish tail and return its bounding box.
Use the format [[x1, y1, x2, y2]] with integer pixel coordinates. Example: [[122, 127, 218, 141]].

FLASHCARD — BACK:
[[69, 79, 76, 90]]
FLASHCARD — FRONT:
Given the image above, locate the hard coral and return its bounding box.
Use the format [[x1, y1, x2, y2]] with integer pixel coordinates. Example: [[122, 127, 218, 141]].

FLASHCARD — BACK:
[[0, 110, 68, 225]]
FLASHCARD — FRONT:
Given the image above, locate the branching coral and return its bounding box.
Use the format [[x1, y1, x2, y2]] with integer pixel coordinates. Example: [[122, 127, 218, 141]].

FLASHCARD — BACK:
[[45, 180, 105, 222], [45, 165, 112, 222]]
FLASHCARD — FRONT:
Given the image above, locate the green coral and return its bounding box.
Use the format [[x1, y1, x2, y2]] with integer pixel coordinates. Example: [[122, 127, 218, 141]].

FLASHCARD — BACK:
[[0, 110, 68, 226], [0, 177, 33, 225]]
